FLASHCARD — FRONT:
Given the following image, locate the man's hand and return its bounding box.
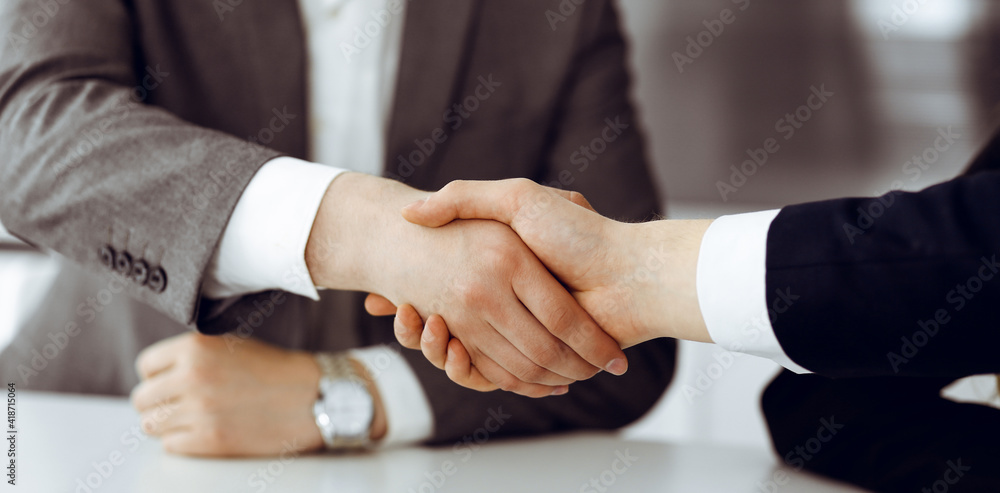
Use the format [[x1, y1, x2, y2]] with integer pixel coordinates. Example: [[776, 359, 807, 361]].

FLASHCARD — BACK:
[[371, 179, 713, 391], [306, 173, 629, 398], [131, 333, 356, 457]]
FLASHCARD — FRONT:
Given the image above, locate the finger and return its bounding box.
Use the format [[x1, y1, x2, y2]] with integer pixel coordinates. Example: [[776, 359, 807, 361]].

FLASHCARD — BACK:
[[492, 293, 600, 382], [402, 178, 597, 228], [160, 429, 222, 457], [131, 372, 184, 413], [443, 338, 498, 392], [135, 334, 189, 380], [139, 402, 187, 437], [512, 257, 629, 377], [462, 320, 575, 387], [364, 293, 398, 316], [420, 314, 451, 370], [464, 344, 568, 398], [393, 304, 425, 350]]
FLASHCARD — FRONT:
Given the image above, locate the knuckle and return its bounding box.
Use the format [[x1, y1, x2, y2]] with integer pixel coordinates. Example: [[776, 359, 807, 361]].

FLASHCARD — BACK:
[[186, 364, 215, 386], [204, 421, 229, 449], [193, 394, 218, 414], [483, 242, 517, 266], [513, 361, 548, 384], [135, 353, 151, 375], [189, 333, 220, 351], [510, 177, 534, 195], [442, 180, 466, 194], [162, 440, 180, 454], [455, 280, 491, 308], [494, 373, 519, 393], [528, 343, 567, 370], [547, 305, 578, 339]]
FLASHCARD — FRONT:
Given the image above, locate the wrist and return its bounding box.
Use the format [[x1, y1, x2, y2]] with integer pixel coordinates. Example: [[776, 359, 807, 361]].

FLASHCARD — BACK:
[[286, 351, 325, 452], [618, 219, 713, 344], [305, 173, 428, 294]]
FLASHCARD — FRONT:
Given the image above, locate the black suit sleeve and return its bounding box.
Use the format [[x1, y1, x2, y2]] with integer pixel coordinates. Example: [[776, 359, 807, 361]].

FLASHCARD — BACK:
[[764, 167, 1000, 378], [762, 370, 1000, 492]]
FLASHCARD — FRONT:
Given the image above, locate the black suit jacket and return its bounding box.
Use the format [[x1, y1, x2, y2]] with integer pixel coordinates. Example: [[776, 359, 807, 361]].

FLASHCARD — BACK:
[[765, 133, 1000, 379], [0, 0, 675, 442], [762, 130, 1000, 491]]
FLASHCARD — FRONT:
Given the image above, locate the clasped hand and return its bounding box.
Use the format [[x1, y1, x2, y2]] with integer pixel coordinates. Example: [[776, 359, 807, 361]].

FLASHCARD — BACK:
[[306, 174, 631, 398], [365, 178, 712, 395]]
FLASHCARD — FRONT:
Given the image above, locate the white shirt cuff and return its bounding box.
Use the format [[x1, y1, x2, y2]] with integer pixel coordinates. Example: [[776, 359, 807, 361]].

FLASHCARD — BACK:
[[696, 209, 811, 374], [202, 157, 346, 300], [350, 345, 434, 447]]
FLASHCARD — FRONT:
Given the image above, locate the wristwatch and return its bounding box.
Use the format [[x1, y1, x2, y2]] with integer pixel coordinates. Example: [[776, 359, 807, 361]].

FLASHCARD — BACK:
[[312, 353, 375, 451]]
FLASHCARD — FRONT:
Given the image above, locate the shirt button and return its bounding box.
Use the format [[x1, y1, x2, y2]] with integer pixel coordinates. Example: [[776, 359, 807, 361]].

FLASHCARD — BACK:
[[148, 267, 168, 293], [130, 259, 150, 286], [99, 245, 116, 270]]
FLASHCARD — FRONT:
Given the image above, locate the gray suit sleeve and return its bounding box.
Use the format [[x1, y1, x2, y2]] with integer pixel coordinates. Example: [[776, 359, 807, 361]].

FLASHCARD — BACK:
[[0, 0, 280, 328]]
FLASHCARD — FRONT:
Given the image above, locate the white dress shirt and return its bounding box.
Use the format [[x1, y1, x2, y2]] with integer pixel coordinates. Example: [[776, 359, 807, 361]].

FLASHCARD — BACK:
[[696, 210, 811, 374], [201, 0, 807, 446], [203, 0, 433, 446]]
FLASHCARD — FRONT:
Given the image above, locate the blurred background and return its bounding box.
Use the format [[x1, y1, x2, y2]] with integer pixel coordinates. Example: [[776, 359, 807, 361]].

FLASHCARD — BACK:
[[3, 0, 1000, 453]]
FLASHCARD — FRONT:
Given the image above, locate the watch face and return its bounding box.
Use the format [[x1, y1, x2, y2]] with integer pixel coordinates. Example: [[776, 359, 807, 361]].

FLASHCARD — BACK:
[[321, 379, 374, 437]]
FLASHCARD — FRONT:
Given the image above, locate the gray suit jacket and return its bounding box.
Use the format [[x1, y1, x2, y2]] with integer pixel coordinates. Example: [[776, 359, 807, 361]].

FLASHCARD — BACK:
[[0, 0, 675, 443]]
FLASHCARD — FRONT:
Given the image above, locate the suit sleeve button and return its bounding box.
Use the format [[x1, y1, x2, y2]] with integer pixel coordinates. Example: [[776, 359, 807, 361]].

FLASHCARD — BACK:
[[99, 245, 116, 270], [114, 251, 133, 277], [148, 267, 168, 293], [130, 259, 150, 286]]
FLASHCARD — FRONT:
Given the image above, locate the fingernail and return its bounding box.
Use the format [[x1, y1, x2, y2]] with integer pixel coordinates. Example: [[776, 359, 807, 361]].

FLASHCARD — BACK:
[[402, 198, 426, 212], [606, 358, 628, 376], [551, 386, 569, 396], [422, 326, 435, 342]]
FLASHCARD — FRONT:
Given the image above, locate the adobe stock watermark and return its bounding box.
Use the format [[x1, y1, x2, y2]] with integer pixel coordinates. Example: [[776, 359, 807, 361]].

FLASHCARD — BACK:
[[758, 416, 845, 493], [681, 287, 799, 403], [73, 400, 179, 493], [842, 126, 960, 244], [246, 439, 302, 493], [672, 0, 751, 73], [390, 74, 501, 181], [578, 449, 639, 493], [180, 105, 297, 229], [921, 458, 971, 493], [6, 0, 75, 52], [15, 267, 139, 385], [53, 65, 171, 176], [221, 291, 289, 352], [716, 84, 834, 202], [878, 0, 932, 40], [213, 0, 244, 21], [406, 407, 511, 493], [540, 116, 630, 190], [546, 0, 585, 31], [339, 0, 409, 62], [887, 255, 999, 373]]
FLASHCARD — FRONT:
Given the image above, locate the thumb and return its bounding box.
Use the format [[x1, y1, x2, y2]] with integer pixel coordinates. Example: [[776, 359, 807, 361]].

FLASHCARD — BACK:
[[401, 197, 454, 228], [401, 179, 521, 228], [364, 293, 398, 316]]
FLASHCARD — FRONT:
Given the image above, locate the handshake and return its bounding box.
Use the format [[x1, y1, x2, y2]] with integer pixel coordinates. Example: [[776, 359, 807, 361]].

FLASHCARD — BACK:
[[307, 175, 713, 398]]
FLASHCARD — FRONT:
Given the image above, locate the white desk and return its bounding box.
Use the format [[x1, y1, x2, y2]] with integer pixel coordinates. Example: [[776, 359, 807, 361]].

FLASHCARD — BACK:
[[8, 391, 866, 493]]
